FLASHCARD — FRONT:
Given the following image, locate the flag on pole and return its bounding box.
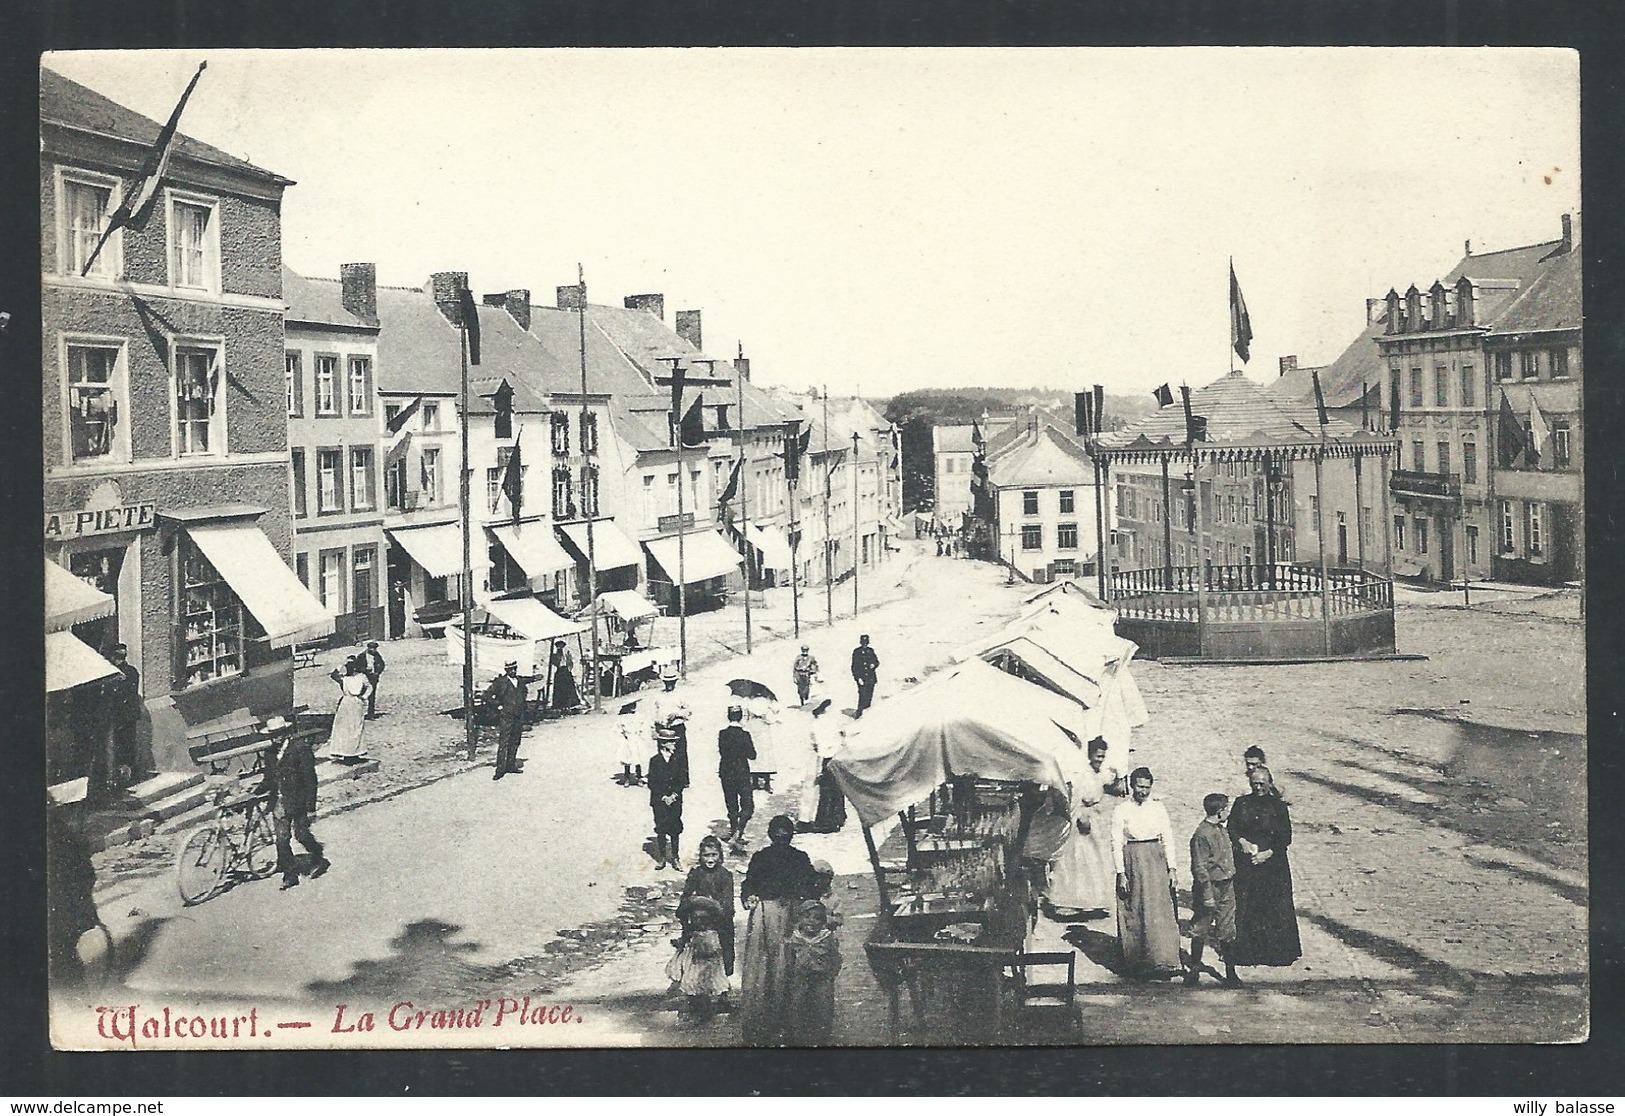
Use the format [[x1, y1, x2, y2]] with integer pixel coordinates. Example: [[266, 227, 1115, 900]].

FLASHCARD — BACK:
[[384, 429, 414, 469], [1092, 385, 1105, 433], [1153, 384, 1175, 408], [500, 438, 523, 525], [387, 395, 423, 435], [80, 62, 208, 276], [1311, 368, 1329, 428], [1075, 392, 1093, 438], [1497, 390, 1528, 467], [668, 363, 687, 419], [1230, 261, 1253, 364], [718, 457, 743, 507], [679, 395, 708, 447], [1529, 395, 1551, 462], [1361, 380, 1370, 430], [1389, 377, 1402, 432], [458, 287, 481, 366], [1180, 384, 1207, 444]]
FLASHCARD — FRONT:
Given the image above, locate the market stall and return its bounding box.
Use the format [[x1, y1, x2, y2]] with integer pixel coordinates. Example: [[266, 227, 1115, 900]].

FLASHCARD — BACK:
[[576, 590, 680, 696], [446, 596, 587, 682]]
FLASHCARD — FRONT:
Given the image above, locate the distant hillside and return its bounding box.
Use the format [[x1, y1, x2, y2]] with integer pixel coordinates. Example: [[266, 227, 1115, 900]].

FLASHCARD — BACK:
[[881, 387, 1153, 512]]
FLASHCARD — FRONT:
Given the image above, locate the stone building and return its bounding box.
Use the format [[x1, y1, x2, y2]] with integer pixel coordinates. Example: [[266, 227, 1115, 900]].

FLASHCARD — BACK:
[[977, 415, 1104, 582], [931, 424, 978, 524]]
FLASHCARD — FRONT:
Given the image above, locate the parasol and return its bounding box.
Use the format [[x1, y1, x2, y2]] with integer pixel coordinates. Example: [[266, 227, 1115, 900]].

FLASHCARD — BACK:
[[727, 678, 778, 702]]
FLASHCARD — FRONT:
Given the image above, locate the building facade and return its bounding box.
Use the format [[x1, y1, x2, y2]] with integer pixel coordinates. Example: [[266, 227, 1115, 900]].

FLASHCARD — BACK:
[[932, 424, 977, 522], [981, 419, 1104, 582]]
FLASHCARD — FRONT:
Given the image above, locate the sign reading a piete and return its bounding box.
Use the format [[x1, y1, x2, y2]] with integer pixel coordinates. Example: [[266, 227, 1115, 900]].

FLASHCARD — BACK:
[[45, 502, 157, 540]]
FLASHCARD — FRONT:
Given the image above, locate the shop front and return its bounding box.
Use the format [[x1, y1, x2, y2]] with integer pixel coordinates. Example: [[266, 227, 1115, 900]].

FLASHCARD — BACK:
[[642, 529, 744, 614], [557, 519, 644, 599]]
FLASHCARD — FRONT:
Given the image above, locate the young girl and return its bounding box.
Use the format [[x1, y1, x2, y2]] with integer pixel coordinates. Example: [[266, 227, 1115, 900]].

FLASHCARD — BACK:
[[809, 859, 844, 930], [783, 899, 842, 1045], [666, 893, 730, 1017], [681, 835, 737, 978]]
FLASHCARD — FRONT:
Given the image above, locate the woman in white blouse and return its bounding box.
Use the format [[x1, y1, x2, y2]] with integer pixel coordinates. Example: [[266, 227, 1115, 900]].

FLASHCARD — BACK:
[[1110, 766, 1183, 978]]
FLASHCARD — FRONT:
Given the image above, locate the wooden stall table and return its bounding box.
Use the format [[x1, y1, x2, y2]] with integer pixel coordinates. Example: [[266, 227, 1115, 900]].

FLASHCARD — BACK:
[[864, 916, 1025, 1042]]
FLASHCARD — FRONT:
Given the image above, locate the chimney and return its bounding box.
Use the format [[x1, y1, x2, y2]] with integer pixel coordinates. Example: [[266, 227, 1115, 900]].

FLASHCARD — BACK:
[[556, 284, 585, 311], [1279, 355, 1299, 378], [624, 293, 664, 320], [1561, 212, 1573, 253], [499, 290, 531, 331], [675, 309, 702, 352], [340, 263, 377, 324], [428, 271, 470, 326], [1366, 298, 1382, 325], [734, 342, 751, 383], [1464, 239, 1472, 257]]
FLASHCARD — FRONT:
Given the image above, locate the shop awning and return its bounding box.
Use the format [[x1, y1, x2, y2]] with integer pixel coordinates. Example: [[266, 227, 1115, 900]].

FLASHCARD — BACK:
[[186, 523, 335, 649], [46, 559, 116, 632], [748, 524, 794, 571], [558, 520, 643, 572], [388, 523, 490, 579], [46, 630, 121, 692], [644, 530, 744, 585], [594, 590, 660, 624], [481, 596, 587, 642], [488, 523, 573, 579]]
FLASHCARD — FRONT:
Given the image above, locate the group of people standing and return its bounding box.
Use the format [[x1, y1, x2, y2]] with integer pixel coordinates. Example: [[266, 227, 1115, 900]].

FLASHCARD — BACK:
[[1046, 741, 1301, 985]]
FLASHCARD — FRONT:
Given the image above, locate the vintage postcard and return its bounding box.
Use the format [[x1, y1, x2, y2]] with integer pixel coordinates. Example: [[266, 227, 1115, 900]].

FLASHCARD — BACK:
[[41, 47, 1584, 1050]]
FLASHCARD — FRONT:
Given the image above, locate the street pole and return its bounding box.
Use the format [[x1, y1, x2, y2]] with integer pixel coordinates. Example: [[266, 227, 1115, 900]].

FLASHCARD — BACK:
[[787, 433, 801, 638], [676, 373, 688, 680], [737, 357, 752, 655], [459, 294, 476, 761], [578, 264, 600, 712], [1315, 444, 1332, 657], [822, 387, 833, 625], [852, 430, 861, 617]]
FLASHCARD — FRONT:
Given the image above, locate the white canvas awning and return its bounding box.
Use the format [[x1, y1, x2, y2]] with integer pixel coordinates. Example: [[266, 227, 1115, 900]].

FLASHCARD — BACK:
[[644, 530, 743, 585], [186, 523, 334, 649], [748, 524, 794, 571], [46, 558, 115, 632], [481, 596, 586, 642], [488, 523, 573, 578], [46, 630, 121, 692], [594, 590, 659, 624], [388, 523, 490, 579], [558, 520, 643, 572]]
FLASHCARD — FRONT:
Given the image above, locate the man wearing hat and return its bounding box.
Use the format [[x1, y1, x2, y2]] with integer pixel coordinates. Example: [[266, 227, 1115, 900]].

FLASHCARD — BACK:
[[359, 641, 386, 719], [482, 660, 532, 780], [104, 644, 144, 787], [717, 705, 758, 844], [268, 726, 328, 890], [791, 645, 819, 707], [850, 634, 880, 718]]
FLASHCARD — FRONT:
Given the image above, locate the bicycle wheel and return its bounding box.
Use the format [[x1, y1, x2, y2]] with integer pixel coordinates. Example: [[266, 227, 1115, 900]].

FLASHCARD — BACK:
[[243, 805, 279, 880], [174, 825, 227, 906]]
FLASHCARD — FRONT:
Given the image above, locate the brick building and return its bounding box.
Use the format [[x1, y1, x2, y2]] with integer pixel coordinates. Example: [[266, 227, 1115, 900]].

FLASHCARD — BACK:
[[43, 70, 329, 780]]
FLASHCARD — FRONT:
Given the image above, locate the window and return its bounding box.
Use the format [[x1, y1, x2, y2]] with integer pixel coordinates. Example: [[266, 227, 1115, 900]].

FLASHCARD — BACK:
[[1550, 347, 1569, 379], [285, 352, 303, 417], [291, 449, 307, 518], [1437, 441, 1451, 477], [580, 464, 600, 518], [1309, 494, 1319, 525], [350, 447, 376, 510], [1435, 366, 1450, 407], [385, 457, 408, 510], [1057, 523, 1078, 550], [1494, 352, 1513, 381], [421, 447, 441, 503], [1463, 441, 1478, 485], [179, 540, 248, 688], [1460, 365, 1476, 408], [1552, 423, 1572, 470], [1242, 545, 1253, 566], [1059, 489, 1075, 514], [1022, 490, 1039, 516], [384, 402, 401, 429], [315, 355, 339, 415], [1240, 493, 1251, 524], [488, 447, 517, 513], [64, 176, 120, 278], [1226, 495, 1237, 524], [1409, 368, 1424, 407], [347, 357, 372, 416], [1526, 502, 1545, 557], [1412, 441, 1426, 472], [1053, 559, 1076, 575], [581, 411, 599, 454], [666, 472, 679, 516], [643, 475, 657, 523], [422, 402, 440, 431], [1520, 351, 1539, 380], [318, 549, 346, 615], [551, 412, 571, 456], [295, 552, 310, 588], [1500, 500, 1517, 553], [1021, 525, 1042, 550], [1466, 525, 1479, 565], [174, 346, 220, 456], [1414, 517, 1429, 555], [169, 198, 216, 290], [1394, 515, 1406, 551], [66, 343, 124, 461], [317, 449, 344, 513], [552, 466, 575, 519], [1361, 506, 1373, 548]]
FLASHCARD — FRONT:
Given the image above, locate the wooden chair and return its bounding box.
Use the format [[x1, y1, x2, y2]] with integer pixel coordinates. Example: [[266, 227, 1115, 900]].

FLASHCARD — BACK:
[[1010, 951, 1079, 1034]]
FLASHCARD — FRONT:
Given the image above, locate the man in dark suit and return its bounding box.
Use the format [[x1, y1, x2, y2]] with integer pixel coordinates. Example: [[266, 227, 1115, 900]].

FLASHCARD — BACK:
[[104, 644, 143, 786], [483, 660, 532, 780], [359, 641, 386, 719], [717, 704, 757, 843], [268, 731, 327, 891], [850, 634, 880, 717]]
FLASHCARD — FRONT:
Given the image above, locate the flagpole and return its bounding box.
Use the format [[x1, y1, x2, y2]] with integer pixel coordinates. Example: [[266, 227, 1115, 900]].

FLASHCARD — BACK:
[[823, 388, 833, 625], [737, 354, 753, 656], [676, 368, 688, 680], [578, 265, 600, 712], [787, 423, 801, 638], [459, 294, 477, 762], [852, 429, 861, 618]]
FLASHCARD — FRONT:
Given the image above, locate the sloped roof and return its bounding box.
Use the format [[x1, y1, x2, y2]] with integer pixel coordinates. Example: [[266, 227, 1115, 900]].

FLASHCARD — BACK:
[[374, 283, 549, 411], [1485, 247, 1581, 335], [933, 424, 978, 453], [988, 427, 1094, 488], [526, 305, 657, 397], [1271, 318, 1383, 410], [283, 269, 375, 331], [984, 413, 1086, 466], [1097, 370, 1365, 451], [40, 69, 293, 186]]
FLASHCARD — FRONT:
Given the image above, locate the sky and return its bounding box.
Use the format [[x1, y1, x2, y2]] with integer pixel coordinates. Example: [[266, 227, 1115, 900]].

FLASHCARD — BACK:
[[43, 48, 1580, 400]]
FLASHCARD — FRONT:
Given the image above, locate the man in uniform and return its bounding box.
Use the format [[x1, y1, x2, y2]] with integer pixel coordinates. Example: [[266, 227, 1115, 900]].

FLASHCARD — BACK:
[[483, 660, 532, 780], [850, 634, 880, 718], [791, 645, 819, 706], [717, 705, 758, 843], [359, 641, 387, 719]]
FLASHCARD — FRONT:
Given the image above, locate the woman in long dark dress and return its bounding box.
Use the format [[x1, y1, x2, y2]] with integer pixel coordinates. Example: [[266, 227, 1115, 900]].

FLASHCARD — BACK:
[[739, 814, 817, 1045], [1227, 765, 1302, 967], [549, 640, 582, 712]]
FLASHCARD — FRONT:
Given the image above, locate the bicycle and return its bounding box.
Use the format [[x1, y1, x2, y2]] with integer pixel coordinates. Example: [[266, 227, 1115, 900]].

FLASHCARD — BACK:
[[173, 781, 278, 905]]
